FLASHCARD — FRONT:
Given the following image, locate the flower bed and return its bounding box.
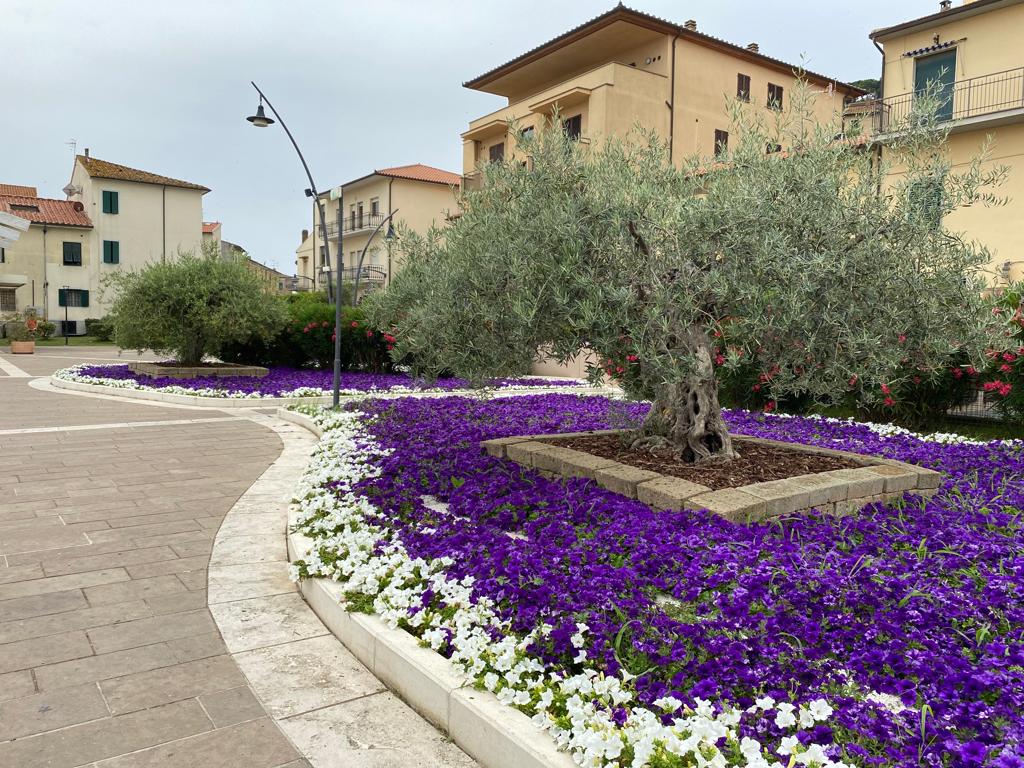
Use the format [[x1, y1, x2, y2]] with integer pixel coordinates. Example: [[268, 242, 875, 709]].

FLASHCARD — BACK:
[[53, 364, 580, 399], [290, 393, 1024, 767]]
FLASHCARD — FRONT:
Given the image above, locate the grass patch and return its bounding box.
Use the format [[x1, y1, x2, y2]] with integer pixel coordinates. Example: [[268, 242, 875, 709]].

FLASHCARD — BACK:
[[0, 336, 116, 347]]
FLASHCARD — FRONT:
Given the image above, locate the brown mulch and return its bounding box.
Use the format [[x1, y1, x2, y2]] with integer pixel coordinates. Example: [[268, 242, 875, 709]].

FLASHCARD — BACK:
[[548, 433, 859, 490]]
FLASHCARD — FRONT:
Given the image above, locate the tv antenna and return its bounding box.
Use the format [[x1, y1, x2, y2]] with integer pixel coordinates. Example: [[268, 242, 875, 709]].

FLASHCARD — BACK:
[[66, 138, 77, 155]]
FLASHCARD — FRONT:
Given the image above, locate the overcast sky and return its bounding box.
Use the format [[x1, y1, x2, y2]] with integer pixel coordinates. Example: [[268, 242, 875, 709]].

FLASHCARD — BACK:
[[3, 0, 941, 272]]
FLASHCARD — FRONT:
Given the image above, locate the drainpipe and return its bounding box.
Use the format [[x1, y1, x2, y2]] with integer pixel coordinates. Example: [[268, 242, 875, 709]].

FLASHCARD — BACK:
[[42, 224, 49, 319], [387, 178, 394, 286], [667, 33, 680, 164], [161, 185, 167, 260]]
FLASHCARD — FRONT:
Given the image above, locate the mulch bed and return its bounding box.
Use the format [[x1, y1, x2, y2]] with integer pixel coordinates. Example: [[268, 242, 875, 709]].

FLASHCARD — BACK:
[[549, 433, 860, 490]]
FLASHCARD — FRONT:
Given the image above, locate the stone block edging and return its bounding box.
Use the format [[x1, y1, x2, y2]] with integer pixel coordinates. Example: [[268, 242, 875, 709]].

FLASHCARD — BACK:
[[128, 361, 270, 379], [485, 431, 941, 522], [280, 407, 575, 768]]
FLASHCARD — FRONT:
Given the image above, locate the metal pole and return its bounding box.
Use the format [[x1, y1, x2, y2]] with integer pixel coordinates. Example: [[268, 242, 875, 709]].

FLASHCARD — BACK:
[[353, 210, 398, 306], [250, 81, 342, 408]]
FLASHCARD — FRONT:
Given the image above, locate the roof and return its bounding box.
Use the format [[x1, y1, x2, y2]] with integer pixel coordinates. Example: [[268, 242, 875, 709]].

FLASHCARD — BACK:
[[902, 39, 960, 58], [0, 195, 92, 228], [871, 0, 1023, 40], [0, 184, 37, 197], [76, 155, 210, 192], [329, 163, 462, 194], [464, 5, 865, 96], [202, 221, 221, 234]]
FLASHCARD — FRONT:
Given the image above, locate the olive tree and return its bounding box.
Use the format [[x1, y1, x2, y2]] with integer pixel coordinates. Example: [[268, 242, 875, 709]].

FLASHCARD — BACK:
[[368, 85, 1005, 462], [105, 243, 286, 365]]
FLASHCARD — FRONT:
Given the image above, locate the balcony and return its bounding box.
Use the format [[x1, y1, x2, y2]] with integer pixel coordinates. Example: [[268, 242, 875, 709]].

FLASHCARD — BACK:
[[857, 67, 1024, 134], [322, 212, 387, 239], [341, 265, 386, 284]]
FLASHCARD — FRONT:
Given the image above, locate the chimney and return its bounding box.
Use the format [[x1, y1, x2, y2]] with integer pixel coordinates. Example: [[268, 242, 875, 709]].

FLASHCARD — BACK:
[[746, 42, 759, 53], [84, 148, 90, 158], [301, 228, 309, 241], [684, 19, 697, 31], [940, 0, 952, 9]]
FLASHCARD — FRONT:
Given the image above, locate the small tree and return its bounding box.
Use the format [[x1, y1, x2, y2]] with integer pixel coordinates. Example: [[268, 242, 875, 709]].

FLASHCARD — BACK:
[[105, 244, 285, 365], [368, 84, 1005, 462]]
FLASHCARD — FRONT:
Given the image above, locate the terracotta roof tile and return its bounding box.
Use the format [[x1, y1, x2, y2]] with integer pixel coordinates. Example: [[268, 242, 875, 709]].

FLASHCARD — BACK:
[[202, 221, 221, 234], [76, 155, 210, 192], [0, 184, 37, 197], [0, 195, 92, 228], [375, 164, 462, 186]]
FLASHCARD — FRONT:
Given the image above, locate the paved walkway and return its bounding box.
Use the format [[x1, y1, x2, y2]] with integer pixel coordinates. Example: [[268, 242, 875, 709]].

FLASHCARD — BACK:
[[0, 348, 304, 767]]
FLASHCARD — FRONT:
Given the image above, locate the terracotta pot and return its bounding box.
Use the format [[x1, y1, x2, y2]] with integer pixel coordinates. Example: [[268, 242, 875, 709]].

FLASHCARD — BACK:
[[9, 340, 35, 354]]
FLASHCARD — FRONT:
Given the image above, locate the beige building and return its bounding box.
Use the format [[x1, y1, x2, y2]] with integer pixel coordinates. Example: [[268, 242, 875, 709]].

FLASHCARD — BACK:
[[867, 0, 1024, 283], [0, 192, 93, 331], [461, 5, 863, 180], [296, 164, 459, 299], [202, 221, 223, 251]]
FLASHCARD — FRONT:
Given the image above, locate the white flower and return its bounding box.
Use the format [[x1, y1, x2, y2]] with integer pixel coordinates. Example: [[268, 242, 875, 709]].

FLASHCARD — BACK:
[[777, 736, 800, 756], [808, 698, 834, 722], [774, 702, 797, 729]]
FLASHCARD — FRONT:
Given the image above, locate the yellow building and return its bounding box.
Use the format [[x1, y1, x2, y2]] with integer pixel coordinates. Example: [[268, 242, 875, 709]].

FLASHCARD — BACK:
[[296, 164, 459, 299], [0, 192, 93, 332], [869, 0, 1024, 283], [461, 5, 863, 179]]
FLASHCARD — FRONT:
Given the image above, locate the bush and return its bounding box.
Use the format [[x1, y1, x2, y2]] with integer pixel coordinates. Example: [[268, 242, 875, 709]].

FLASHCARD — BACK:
[[5, 321, 31, 342], [986, 284, 1024, 421], [105, 245, 286, 365], [219, 292, 394, 372], [85, 317, 114, 341]]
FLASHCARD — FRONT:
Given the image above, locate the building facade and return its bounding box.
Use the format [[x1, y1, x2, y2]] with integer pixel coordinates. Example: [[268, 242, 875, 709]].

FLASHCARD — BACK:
[[868, 0, 1024, 283], [461, 6, 863, 180], [296, 164, 459, 299]]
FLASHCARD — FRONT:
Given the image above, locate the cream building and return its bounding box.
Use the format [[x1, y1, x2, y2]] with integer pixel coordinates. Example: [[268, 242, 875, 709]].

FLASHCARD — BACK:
[[202, 221, 223, 251], [296, 164, 459, 299], [461, 5, 864, 180], [868, 0, 1024, 283], [0, 192, 93, 332]]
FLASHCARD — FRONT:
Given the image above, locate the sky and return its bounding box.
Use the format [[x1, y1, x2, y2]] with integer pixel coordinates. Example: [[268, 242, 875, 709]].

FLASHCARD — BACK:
[[2, 0, 942, 273]]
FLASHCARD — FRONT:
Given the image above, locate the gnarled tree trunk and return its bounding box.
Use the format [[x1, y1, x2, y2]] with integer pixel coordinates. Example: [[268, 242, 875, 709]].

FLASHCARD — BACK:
[[630, 325, 736, 463]]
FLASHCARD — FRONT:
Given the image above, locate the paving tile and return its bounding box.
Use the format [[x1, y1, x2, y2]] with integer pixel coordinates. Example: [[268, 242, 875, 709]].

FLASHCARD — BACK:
[[209, 593, 328, 653], [144, 589, 208, 615], [84, 574, 188, 606], [100, 654, 246, 715], [42, 546, 179, 577], [87, 608, 217, 654], [198, 685, 267, 728], [0, 682, 110, 741], [0, 669, 36, 703], [167, 630, 229, 662], [0, 567, 129, 602], [233, 635, 384, 718], [176, 568, 208, 591], [0, 587, 88, 621], [125, 554, 208, 579], [207, 562, 294, 604], [208, 534, 287, 567], [0, 698, 213, 768], [0, 525, 92, 555], [0, 562, 45, 584], [86, 716, 298, 768], [0, 599, 153, 644], [0, 629, 94, 674], [34, 642, 182, 690], [278, 691, 476, 768]]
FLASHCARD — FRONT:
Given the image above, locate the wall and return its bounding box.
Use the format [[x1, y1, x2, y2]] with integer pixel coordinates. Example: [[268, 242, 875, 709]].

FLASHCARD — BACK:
[[2, 223, 93, 325]]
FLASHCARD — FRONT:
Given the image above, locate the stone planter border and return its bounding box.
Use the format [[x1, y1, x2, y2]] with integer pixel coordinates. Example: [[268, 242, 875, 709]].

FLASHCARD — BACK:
[[128, 361, 269, 379], [483, 430, 942, 522]]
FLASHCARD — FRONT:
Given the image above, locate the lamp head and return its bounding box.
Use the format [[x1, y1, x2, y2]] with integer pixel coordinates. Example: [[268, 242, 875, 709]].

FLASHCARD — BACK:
[[246, 100, 274, 128]]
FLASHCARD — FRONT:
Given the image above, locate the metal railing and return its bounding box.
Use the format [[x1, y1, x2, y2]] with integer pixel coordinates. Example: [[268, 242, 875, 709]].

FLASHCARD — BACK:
[[341, 265, 386, 283], [289, 275, 316, 292], [322, 212, 387, 238], [860, 66, 1024, 133]]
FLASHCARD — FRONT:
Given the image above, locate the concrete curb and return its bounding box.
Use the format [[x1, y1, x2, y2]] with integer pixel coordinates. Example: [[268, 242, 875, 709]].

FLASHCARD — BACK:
[[50, 374, 617, 409], [280, 407, 575, 768]]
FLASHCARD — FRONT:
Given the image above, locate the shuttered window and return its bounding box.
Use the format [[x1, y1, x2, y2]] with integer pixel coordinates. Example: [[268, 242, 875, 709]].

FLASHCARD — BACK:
[[768, 83, 784, 110], [62, 242, 82, 266], [58, 288, 89, 308], [102, 190, 119, 214], [103, 240, 120, 264], [737, 73, 751, 102]]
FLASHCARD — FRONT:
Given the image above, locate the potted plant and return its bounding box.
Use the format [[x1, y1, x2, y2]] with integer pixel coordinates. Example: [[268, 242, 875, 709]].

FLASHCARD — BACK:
[[7, 314, 39, 354]]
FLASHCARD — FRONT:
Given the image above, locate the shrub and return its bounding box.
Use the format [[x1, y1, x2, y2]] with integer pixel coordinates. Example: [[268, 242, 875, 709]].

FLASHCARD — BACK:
[[986, 284, 1024, 421], [84, 317, 114, 341], [104, 245, 286, 365], [5, 321, 31, 342]]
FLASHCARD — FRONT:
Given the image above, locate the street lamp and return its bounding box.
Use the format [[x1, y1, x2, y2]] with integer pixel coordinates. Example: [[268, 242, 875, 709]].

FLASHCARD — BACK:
[[352, 212, 398, 306], [246, 82, 344, 408]]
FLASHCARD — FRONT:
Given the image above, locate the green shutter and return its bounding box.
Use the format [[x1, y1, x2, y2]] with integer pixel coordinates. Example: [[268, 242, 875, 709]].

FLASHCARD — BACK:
[[58, 288, 67, 307], [102, 191, 119, 214], [103, 240, 120, 264], [81, 290, 89, 308]]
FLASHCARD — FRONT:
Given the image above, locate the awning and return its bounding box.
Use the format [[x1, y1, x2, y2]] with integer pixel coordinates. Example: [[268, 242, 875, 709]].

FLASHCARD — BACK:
[[903, 39, 961, 57]]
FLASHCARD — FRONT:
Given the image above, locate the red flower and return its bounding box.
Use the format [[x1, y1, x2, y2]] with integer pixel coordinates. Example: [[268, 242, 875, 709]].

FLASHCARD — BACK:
[[898, 334, 907, 344], [351, 321, 358, 328], [626, 354, 638, 363], [752, 384, 761, 392], [1001, 364, 1012, 373], [366, 330, 373, 337], [883, 396, 895, 407], [880, 383, 891, 395], [848, 375, 858, 387], [764, 401, 776, 413]]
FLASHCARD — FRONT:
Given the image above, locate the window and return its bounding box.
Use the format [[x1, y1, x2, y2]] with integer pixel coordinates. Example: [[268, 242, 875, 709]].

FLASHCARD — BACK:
[[489, 142, 505, 162], [0, 288, 15, 313], [102, 190, 119, 214], [58, 288, 89, 307], [714, 130, 729, 157], [737, 73, 751, 102], [370, 198, 380, 216], [914, 49, 956, 121], [10, 203, 39, 213], [766, 142, 782, 154], [103, 240, 120, 264], [768, 83, 784, 110], [62, 241, 82, 266], [520, 126, 535, 138], [319, 245, 327, 266], [909, 175, 945, 229], [357, 202, 363, 227], [563, 114, 582, 140], [0, 246, 5, 263]]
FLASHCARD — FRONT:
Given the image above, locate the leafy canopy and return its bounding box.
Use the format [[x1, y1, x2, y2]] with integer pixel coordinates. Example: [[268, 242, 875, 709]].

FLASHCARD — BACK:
[[105, 244, 286, 365], [369, 82, 1005, 410]]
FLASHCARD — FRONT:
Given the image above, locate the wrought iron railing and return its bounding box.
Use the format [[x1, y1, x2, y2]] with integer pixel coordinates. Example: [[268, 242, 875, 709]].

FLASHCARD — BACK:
[[289, 275, 316, 292], [341, 265, 386, 283], [858, 66, 1024, 134], [322, 212, 387, 238]]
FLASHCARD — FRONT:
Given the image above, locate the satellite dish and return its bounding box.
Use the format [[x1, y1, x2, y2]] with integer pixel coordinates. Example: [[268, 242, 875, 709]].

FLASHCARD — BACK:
[[63, 184, 81, 197]]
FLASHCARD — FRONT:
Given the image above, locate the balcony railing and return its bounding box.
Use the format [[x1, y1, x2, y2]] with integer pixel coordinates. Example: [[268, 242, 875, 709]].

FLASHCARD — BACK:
[[322, 212, 387, 239], [341, 265, 387, 284], [858, 66, 1024, 134], [289, 275, 316, 292]]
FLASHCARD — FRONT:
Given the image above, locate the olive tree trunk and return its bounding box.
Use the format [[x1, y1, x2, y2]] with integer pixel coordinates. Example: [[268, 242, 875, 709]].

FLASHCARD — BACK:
[[630, 326, 736, 463]]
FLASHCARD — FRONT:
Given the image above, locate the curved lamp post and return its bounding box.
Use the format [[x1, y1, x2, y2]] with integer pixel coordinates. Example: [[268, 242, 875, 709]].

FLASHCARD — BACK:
[[246, 81, 344, 408], [352, 211, 398, 306]]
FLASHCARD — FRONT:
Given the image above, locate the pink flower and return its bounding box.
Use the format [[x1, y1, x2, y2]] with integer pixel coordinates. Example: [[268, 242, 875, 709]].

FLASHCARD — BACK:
[[883, 396, 895, 407], [898, 334, 907, 344], [1001, 364, 1012, 373], [880, 383, 891, 395]]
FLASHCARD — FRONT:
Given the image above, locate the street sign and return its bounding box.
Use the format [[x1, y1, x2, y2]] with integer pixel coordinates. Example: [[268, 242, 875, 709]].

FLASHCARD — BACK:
[[329, 186, 344, 201]]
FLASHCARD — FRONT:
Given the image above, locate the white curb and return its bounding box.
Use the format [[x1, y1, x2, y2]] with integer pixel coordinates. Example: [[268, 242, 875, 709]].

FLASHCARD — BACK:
[[281, 407, 576, 768]]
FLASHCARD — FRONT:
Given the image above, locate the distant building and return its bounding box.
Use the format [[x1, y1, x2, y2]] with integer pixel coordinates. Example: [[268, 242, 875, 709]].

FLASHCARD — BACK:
[[202, 221, 222, 252], [296, 164, 459, 299]]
